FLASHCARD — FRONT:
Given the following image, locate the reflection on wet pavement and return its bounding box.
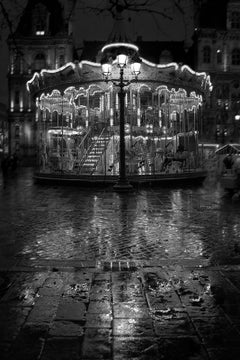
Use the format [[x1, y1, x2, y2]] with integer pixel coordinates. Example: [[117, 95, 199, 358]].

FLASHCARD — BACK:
[[1, 169, 240, 359], [0, 168, 240, 266]]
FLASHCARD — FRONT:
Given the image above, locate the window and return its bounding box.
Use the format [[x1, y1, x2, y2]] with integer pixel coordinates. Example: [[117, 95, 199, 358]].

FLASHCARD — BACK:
[[232, 48, 240, 65], [59, 55, 65, 68], [34, 53, 46, 70], [14, 54, 23, 73], [231, 11, 240, 29], [203, 46, 211, 63], [216, 50, 222, 64], [32, 3, 49, 35], [89, 93, 100, 109], [15, 125, 20, 139], [77, 95, 87, 107], [15, 91, 20, 106], [233, 80, 240, 89]]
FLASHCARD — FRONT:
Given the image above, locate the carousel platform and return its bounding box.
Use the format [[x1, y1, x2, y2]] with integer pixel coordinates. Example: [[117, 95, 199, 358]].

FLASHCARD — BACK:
[[33, 169, 207, 187]]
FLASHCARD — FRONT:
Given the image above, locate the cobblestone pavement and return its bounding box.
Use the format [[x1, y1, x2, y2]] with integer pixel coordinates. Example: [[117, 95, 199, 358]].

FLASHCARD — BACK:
[[1, 168, 240, 359]]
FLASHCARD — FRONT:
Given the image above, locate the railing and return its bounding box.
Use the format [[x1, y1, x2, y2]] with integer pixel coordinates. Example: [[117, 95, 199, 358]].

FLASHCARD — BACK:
[[90, 129, 110, 175], [78, 127, 107, 174], [71, 127, 94, 173]]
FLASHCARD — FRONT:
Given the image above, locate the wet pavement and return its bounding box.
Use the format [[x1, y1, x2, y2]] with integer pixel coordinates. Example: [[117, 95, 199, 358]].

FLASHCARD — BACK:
[[1, 168, 240, 359]]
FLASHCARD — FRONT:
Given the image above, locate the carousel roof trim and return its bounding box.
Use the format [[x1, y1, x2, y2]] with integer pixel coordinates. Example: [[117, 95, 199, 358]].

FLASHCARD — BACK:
[[40, 62, 76, 76], [140, 58, 212, 85], [141, 57, 178, 70], [26, 72, 39, 92], [79, 60, 101, 68], [180, 64, 213, 91], [26, 61, 77, 92], [101, 42, 139, 53], [26, 52, 213, 96]]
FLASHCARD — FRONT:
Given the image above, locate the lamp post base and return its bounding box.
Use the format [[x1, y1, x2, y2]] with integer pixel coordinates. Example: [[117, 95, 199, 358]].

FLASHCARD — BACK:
[[113, 180, 134, 192]]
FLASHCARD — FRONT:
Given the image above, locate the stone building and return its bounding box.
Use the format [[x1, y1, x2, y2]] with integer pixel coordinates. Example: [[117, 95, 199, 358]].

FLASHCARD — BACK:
[[0, 102, 8, 158], [7, 0, 73, 164], [195, 0, 240, 143], [7, 0, 206, 164]]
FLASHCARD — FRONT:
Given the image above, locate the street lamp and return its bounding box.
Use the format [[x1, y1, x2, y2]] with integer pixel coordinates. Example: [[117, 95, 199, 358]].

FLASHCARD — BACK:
[[235, 114, 240, 141], [101, 44, 141, 191]]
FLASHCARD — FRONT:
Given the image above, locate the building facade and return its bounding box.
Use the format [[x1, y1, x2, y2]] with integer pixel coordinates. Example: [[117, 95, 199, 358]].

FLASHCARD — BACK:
[[0, 102, 8, 158], [195, 0, 240, 143], [8, 0, 215, 164], [7, 0, 73, 164]]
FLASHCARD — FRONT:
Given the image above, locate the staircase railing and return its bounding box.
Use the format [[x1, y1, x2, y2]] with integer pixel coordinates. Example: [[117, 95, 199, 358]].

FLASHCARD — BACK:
[[90, 130, 110, 175], [78, 127, 107, 173], [74, 127, 94, 172]]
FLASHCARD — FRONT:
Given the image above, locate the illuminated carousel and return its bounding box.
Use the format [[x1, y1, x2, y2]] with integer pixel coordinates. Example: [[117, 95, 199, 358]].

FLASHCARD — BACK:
[[27, 41, 212, 189]]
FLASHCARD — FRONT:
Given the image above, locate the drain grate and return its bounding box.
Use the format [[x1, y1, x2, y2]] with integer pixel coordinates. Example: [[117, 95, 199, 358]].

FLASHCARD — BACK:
[[102, 261, 138, 271]]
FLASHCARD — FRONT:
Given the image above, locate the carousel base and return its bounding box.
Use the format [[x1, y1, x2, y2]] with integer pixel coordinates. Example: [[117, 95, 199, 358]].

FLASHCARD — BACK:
[[113, 180, 134, 192], [33, 169, 207, 187]]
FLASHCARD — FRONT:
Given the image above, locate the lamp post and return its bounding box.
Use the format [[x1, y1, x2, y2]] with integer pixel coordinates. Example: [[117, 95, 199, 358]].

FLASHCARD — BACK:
[[235, 114, 240, 142], [101, 45, 141, 191]]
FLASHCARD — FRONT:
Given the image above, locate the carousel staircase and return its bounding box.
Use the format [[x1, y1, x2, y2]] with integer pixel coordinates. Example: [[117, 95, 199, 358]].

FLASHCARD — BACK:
[[80, 134, 111, 174]]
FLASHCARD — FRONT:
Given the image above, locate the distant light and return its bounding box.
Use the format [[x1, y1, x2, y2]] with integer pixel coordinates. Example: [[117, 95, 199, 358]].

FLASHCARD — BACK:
[[36, 31, 45, 36], [235, 114, 240, 121], [217, 49, 221, 53], [48, 128, 82, 136]]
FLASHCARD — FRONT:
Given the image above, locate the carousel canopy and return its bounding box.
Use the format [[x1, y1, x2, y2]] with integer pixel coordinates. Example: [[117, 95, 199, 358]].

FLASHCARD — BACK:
[[26, 43, 212, 98]]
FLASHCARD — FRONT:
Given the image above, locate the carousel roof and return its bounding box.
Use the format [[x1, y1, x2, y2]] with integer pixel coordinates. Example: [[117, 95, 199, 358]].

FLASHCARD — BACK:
[[78, 40, 194, 66], [27, 43, 212, 98]]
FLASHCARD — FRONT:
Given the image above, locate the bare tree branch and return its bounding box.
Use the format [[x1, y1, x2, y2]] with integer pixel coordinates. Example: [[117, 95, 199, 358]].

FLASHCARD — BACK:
[[76, 0, 174, 20], [173, 0, 185, 15], [0, 0, 21, 55]]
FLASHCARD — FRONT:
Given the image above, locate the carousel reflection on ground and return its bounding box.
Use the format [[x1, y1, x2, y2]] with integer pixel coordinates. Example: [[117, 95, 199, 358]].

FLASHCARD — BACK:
[[1, 168, 240, 359]]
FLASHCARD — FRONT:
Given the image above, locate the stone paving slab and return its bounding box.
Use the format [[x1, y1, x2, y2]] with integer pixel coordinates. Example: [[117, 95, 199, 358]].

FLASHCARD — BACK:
[[1, 263, 240, 359]]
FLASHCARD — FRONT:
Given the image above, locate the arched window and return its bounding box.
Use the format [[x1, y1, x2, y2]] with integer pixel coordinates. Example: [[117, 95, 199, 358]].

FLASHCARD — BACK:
[[232, 48, 240, 65], [34, 53, 46, 70], [231, 11, 240, 29], [89, 92, 100, 109], [140, 90, 152, 110], [203, 46, 211, 63]]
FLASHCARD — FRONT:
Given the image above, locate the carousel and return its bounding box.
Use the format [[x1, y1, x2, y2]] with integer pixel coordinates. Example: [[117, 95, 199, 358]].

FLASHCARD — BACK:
[[27, 41, 212, 188]]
